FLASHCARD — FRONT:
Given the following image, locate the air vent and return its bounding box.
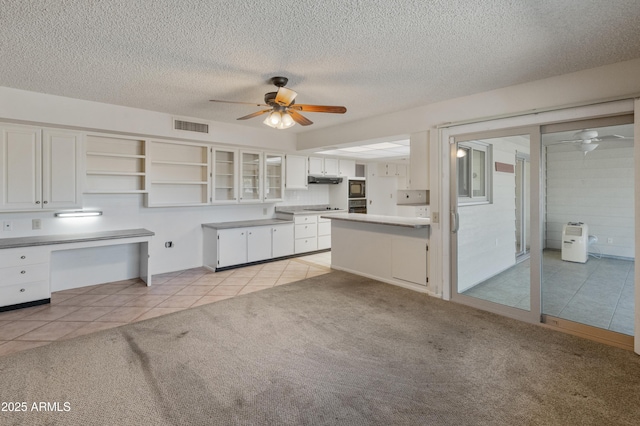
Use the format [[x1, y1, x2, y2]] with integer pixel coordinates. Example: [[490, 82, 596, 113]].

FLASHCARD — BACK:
[[174, 119, 209, 134]]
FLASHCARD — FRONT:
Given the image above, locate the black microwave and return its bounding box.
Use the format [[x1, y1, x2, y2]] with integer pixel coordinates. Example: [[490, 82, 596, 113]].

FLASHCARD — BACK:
[[348, 179, 366, 198]]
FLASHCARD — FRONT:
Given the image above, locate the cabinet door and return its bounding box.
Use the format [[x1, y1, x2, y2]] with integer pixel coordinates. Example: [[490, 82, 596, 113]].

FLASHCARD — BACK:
[[338, 159, 356, 177], [217, 229, 248, 268], [240, 151, 262, 202], [272, 224, 294, 258], [264, 153, 284, 202], [323, 158, 339, 176], [0, 125, 42, 210], [42, 130, 82, 209], [247, 226, 272, 262], [285, 155, 308, 190], [308, 157, 324, 175], [385, 163, 397, 176], [212, 149, 238, 203]]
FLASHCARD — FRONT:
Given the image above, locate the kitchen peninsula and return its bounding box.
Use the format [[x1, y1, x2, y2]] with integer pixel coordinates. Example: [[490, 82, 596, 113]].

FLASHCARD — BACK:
[[322, 213, 430, 294]]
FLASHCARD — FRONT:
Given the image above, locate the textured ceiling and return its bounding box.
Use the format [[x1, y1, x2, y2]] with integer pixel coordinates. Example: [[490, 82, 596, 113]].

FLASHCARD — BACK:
[[2, 0, 640, 133]]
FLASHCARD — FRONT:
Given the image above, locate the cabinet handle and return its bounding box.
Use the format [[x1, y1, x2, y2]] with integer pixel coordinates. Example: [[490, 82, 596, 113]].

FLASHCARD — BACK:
[[20, 288, 25, 293], [36, 201, 41, 204], [20, 255, 26, 259], [43, 201, 48, 204], [21, 270, 26, 274]]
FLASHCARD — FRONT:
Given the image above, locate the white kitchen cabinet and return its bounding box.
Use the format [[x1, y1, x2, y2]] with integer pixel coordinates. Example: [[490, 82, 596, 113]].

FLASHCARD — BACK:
[[211, 148, 238, 203], [247, 226, 272, 262], [308, 156, 338, 176], [240, 150, 263, 202], [338, 159, 356, 177], [0, 124, 82, 211], [409, 130, 429, 189], [217, 228, 249, 268], [264, 153, 284, 202], [285, 154, 308, 190], [147, 141, 210, 207], [272, 223, 294, 258], [317, 216, 332, 250], [0, 247, 50, 309], [85, 134, 146, 194], [391, 237, 428, 286], [323, 158, 339, 176], [294, 214, 318, 254]]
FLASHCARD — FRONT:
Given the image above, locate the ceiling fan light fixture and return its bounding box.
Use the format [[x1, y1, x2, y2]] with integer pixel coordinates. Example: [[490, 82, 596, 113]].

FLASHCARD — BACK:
[[577, 143, 598, 152], [280, 112, 294, 128]]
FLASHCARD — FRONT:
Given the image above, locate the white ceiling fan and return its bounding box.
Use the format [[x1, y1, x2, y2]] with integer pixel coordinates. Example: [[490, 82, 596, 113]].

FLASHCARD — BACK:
[[549, 129, 632, 153]]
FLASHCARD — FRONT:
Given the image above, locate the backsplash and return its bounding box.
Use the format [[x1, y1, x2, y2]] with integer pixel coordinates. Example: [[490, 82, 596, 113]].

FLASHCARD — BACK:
[[396, 190, 429, 205]]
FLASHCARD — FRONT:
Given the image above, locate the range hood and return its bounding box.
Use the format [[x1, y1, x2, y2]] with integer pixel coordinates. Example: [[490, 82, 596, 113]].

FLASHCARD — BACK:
[[308, 176, 343, 184]]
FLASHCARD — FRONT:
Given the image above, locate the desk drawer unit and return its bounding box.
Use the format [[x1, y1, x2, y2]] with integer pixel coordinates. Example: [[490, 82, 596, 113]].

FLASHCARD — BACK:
[[0, 248, 51, 311], [0, 249, 49, 267], [0, 281, 49, 307]]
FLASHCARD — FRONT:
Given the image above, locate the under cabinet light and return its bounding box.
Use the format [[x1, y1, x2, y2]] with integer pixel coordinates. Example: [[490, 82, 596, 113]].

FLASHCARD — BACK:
[[54, 211, 103, 218]]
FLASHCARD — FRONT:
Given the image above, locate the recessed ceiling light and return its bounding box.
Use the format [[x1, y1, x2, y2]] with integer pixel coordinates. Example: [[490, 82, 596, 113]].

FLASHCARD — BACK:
[[339, 146, 372, 152], [363, 142, 403, 150]]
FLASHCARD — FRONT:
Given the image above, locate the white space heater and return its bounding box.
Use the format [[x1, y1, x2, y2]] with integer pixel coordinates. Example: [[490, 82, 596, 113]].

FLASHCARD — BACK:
[[561, 222, 588, 263]]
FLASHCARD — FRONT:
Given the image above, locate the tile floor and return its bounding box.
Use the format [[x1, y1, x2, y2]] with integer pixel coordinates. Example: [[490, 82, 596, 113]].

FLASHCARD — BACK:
[[0, 252, 333, 357], [463, 250, 635, 335]]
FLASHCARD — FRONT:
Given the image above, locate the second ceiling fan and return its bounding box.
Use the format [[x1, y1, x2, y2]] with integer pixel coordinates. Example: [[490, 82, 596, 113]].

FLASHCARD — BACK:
[[210, 76, 346, 129]]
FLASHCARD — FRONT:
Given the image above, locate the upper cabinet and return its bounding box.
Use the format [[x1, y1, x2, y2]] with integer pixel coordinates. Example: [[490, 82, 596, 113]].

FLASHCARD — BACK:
[[211, 148, 238, 204], [285, 155, 308, 190], [409, 130, 429, 189], [308, 156, 338, 176], [239, 150, 262, 203], [85, 134, 146, 194], [264, 153, 284, 202], [338, 159, 356, 177], [0, 124, 82, 211], [146, 141, 209, 207]]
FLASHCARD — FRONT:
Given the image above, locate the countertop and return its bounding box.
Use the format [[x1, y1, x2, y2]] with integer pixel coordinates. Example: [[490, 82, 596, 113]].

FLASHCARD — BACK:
[[397, 203, 429, 207], [275, 205, 347, 215], [0, 228, 155, 250], [320, 213, 430, 228], [202, 218, 293, 230]]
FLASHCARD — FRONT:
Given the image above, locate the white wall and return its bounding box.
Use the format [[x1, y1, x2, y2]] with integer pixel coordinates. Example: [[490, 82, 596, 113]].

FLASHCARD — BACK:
[[545, 143, 635, 258], [457, 137, 527, 292]]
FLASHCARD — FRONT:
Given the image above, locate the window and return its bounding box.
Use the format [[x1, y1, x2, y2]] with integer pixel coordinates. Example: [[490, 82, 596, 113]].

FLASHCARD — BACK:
[[457, 141, 491, 204]]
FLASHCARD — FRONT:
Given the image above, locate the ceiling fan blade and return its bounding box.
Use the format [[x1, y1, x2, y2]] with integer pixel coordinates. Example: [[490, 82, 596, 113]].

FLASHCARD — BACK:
[[547, 139, 580, 145], [274, 87, 297, 106], [596, 134, 628, 141], [237, 109, 272, 120], [289, 110, 313, 126], [290, 104, 347, 114], [210, 99, 268, 107]]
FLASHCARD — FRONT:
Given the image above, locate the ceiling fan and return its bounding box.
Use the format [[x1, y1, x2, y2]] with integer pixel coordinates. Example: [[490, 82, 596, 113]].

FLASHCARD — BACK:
[[549, 129, 632, 153], [210, 76, 347, 129]]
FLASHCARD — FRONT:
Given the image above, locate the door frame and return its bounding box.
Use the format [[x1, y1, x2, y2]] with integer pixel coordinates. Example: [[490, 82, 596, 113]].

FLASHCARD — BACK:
[[448, 125, 542, 324]]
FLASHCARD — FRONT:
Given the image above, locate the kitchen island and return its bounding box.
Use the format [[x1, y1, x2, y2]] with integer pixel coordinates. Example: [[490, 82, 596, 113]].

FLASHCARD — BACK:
[[321, 213, 431, 294]]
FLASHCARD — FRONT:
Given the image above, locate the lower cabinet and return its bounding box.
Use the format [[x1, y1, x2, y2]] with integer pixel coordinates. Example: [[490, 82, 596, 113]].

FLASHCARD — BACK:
[[317, 217, 332, 250], [294, 215, 318, 254], [206, 222, 295, 270], [0, 248, 51, 310]]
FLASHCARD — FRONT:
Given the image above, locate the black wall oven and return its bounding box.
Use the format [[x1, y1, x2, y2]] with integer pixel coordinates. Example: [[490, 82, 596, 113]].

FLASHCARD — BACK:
[[348, 199, 367, 214], [348, 179, 366, 198]]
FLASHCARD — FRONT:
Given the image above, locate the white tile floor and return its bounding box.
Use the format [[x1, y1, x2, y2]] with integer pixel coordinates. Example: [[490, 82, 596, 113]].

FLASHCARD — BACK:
[[463, 250, 635, 335], [0, 252, 333, 357]]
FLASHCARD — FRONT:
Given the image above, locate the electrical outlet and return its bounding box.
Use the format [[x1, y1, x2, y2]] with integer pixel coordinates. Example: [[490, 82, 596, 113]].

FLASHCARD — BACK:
[[165, 241, 173, 248], [432, 212, 439, 223], [32, 219, 41, 230], [3, 221, 13, 231]]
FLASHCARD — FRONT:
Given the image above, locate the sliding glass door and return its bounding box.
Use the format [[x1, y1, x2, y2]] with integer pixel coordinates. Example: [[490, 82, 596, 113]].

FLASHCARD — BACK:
[[450, 127, 541, 323]]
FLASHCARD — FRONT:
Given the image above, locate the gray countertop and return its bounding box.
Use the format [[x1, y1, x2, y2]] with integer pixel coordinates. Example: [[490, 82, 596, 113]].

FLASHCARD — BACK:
[[275, 205, 347, 215], [320, 213, 430, 228], [202, 218, 293, 230], [0, 228, 155, 250], [397, 203, 429, 207]]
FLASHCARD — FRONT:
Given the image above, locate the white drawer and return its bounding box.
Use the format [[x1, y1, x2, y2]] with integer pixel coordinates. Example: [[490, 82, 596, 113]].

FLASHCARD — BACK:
[[0, 280, 50, 307], [318, 221, 331, 236], [0, 263, 50, 287], [295, 237, 317, 254], [318, 235, 331, 250], [0, 249, 49, 268], [294, 215, 318, 225], [295, 223, 317, 239]]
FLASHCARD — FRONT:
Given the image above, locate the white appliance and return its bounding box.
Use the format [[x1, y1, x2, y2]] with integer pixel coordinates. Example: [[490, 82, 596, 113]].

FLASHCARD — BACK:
[[561, 222, 588, 263]]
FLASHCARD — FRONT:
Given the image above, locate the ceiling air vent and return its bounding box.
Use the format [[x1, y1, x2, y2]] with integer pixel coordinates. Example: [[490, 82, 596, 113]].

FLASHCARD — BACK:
[[174, 119, 209, 134]]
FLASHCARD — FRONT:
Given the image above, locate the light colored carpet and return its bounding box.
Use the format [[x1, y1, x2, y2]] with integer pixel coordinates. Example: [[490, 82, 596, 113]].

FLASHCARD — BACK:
[[1, 271, 639, 425]]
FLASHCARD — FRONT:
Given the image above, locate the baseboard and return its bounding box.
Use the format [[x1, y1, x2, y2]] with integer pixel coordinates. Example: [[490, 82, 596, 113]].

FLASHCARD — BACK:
[[330, 264, 436, 296]]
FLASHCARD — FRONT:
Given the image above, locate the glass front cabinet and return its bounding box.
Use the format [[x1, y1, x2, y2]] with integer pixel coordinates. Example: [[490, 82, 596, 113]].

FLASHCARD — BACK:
[[211, 148, 238, 204], [239, 150, 262, 203], [264, 153, 284, 202]]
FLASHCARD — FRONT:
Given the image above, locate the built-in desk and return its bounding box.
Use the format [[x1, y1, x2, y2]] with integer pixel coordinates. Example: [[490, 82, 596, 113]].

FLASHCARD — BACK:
[[0, 228, 154, 312]]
